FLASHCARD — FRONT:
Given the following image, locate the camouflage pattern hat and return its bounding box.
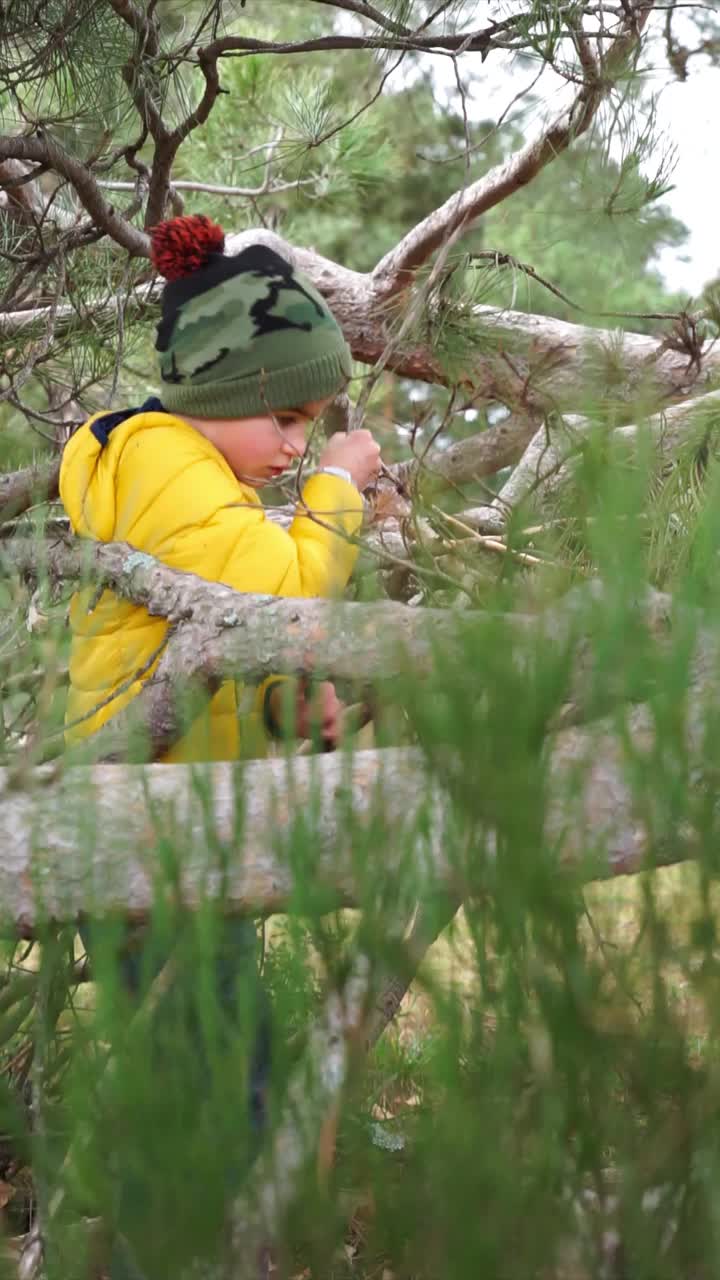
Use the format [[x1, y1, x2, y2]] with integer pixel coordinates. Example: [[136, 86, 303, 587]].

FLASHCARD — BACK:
[[151, 215, 352, 419]]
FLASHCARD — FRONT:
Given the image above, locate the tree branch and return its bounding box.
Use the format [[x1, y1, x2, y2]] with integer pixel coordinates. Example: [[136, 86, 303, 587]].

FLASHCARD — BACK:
[[371, 2, 656, 295], [0, 158, 47, 223], [200, 29, 498, 62], [390, 410, 541, 495], [2, 247, 712, 425], [0, 459, 60, 527], [459, 388, 720, 532], [0, 184, 710, 419], [308, 0, 412, 36], [363, 895, 462, 1049], [0, 705, 707, 935], [229, 951, 374, 1277], [0, 538, 702, 771], [0, 134, 149, 257], [1, 539, 447, 761], [96, 176, 317, 199]]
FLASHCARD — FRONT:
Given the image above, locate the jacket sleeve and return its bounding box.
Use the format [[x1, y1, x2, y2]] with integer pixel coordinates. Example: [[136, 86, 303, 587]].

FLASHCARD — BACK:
[[115, 427, 364, 600]]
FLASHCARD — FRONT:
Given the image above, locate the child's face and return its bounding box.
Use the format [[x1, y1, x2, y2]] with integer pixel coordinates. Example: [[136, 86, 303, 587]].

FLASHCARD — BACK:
[[186, 397, 331, 486]]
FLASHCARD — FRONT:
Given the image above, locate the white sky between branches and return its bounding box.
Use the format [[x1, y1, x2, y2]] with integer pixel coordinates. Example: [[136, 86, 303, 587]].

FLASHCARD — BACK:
[[412, 7, 720, 297]]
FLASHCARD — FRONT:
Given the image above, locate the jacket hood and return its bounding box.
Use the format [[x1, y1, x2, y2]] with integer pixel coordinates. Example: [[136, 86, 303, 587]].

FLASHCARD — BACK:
[[60, 400, 173, 540]]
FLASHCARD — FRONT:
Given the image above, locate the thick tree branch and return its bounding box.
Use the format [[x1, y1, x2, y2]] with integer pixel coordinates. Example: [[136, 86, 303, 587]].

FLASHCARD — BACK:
[[0, 705, 706, 935], [0, 459, 60, 527], [0, 537, 442, 672], [1, 215, 712, 422], [0, 538, 700, 772], [390, 410, 541, 495], [462, 303, 718, 405], [0, 748, 444, 932]]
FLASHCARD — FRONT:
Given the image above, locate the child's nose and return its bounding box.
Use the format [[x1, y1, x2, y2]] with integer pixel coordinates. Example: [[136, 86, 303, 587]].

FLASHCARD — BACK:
[[282, 425, 307, 456]]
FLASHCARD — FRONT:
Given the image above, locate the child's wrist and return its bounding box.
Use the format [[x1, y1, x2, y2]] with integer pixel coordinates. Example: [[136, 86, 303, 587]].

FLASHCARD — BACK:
[[314, 465, 355, 488], [262, 678, 297, 739]]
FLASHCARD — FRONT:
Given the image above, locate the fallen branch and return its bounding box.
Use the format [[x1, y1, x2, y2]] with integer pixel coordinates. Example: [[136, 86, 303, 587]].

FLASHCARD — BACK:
[[0, 748, 448, 932], [0, 538, 689, 761], [1, 536, 443, 685], [2, 531, 625, 762], [0, 733, 700, 935]]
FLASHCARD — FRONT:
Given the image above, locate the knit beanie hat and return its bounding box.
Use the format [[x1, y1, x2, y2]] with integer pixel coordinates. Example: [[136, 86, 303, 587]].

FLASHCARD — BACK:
[[150, 215, 352, 419]]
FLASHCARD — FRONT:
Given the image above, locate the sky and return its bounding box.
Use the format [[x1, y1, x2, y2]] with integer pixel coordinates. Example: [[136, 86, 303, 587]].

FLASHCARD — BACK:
[[648, 59, 720, 293]]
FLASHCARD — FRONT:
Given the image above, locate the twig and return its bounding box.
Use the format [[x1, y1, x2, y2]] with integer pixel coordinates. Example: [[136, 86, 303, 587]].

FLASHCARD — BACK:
[[431, 506, 550, 567], [96, 176, 317, 199]]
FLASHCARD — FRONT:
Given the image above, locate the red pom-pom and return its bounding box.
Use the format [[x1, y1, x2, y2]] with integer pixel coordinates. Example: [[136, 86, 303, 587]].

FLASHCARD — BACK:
[[150, 214, 225, 281]]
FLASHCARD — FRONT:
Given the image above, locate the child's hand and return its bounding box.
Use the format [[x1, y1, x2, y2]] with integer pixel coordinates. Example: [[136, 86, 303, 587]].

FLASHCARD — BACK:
[[319, 429, 381, 490], [297, 679, 344, 748], [267, 678, 345, 749]]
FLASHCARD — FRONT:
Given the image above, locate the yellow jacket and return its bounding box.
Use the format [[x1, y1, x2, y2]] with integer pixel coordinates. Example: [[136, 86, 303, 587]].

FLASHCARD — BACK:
[[59, 406, 364, 762]]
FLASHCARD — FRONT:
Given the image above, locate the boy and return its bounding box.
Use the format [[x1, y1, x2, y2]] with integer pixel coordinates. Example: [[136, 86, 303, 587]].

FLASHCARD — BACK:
[[58, 215, 381, 1276], [60, 214, 381, 759]]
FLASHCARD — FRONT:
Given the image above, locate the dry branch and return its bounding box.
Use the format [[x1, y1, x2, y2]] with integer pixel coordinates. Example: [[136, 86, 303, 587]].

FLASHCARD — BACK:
[[0, 459, 60, 526], [464, 303, 720, 406]]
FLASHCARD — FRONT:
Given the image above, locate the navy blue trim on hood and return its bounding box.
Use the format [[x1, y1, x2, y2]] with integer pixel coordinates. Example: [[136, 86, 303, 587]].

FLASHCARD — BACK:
[[90, 397, 166, 447]]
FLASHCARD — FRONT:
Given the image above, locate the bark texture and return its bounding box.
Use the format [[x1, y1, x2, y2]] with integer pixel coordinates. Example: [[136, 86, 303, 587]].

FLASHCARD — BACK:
[[0, 459, 60, 527], [0, 702, 707, 934]]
